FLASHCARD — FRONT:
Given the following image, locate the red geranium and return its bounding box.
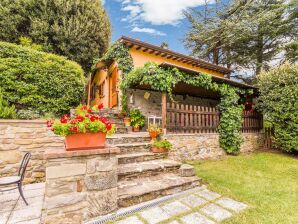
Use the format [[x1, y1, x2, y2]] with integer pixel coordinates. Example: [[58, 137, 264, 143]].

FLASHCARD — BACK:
[[76, 116, 84, 122], [90, 115, 98, 122], [105, 123, 112, 131], [60, 117, 68, 123], [97, 103, 104, 110], [69, 126, 78, 133]]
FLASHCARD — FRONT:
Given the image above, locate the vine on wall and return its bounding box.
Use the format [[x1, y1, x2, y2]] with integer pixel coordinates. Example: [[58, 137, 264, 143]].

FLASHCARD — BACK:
[[98, 42, 253, 154]]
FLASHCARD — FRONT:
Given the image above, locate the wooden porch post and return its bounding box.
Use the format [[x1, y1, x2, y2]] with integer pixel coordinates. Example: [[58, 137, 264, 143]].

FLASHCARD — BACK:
[[162, 92, 167, 135]]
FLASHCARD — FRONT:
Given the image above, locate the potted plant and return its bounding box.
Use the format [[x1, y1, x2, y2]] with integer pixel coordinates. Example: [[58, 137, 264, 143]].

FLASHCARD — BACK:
[[129, 109, 145, 132], [48, 104, 116, 151], [151, 139, 172, 153], [147, 124, 161, 139]]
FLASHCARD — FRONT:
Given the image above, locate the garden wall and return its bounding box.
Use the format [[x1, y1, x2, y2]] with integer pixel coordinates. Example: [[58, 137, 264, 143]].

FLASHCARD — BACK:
[[166, 133, 263, 161], [0, 120, 64, 183]]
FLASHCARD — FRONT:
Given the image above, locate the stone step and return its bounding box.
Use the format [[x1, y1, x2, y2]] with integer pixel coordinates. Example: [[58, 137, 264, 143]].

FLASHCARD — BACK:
[[112, 142, 151, 154], [116, 127, 128, 134], [117, 152, 167, 164], [118, 159, 182, 181], [106, 133, 151, 145], [118, 173, 202, 207]]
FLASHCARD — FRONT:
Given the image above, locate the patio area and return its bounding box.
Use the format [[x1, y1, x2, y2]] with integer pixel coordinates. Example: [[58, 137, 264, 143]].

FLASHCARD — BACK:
[[0, 182, 248, 224], [0, 183, 44, 224]]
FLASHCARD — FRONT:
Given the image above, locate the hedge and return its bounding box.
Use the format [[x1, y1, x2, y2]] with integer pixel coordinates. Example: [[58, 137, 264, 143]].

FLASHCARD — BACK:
[[257, 62, 298, 153], [0, 41, 85, 118]]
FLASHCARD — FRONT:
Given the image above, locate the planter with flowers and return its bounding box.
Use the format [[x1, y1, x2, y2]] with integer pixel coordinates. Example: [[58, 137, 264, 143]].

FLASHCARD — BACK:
[[151, 139, 172, 153], [47, 104, 116, 151], [129, 109, 145, 132], [147, 124, 161, 140]]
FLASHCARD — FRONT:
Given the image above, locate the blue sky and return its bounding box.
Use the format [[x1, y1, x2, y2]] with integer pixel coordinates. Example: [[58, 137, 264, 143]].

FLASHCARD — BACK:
[[103, 0, 221, 55]]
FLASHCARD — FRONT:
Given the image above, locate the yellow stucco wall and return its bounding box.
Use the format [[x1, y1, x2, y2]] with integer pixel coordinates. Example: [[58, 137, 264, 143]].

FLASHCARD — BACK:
[[129, 47, 225, 77], [90, 69, 109, 107], [90, 46, 227, 107]]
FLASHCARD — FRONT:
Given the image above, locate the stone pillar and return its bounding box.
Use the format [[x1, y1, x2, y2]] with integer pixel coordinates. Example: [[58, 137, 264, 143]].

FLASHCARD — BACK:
[[43, 147, 120, 224]]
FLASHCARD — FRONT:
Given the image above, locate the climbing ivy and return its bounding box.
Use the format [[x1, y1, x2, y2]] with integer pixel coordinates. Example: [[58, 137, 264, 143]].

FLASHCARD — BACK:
[[93, 41, 134, 74], [97, 42, 253, 154]]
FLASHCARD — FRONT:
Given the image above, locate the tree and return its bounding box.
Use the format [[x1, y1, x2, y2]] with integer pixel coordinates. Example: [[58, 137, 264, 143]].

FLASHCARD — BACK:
[[0, 0, 111, 73], [257, 63, 298, 153], [184, 0, 297, 82]]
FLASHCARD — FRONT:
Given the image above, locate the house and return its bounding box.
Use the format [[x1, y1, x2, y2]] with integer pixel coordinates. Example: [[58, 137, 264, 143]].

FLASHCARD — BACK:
[[88, 36, 260, 133]]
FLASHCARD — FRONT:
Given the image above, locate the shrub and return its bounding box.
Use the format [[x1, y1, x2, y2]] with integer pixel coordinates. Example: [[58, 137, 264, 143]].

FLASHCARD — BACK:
[[257, 62, 298, 153], [0, 92, 17, 119], [0, 41, 85, 118]]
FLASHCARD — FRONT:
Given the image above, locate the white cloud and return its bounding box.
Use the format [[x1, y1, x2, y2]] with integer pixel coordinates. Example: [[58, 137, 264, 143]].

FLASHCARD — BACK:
[[121, 0, 214, 25], [102, 0, 105, 5], [132, 27, 166, 36]]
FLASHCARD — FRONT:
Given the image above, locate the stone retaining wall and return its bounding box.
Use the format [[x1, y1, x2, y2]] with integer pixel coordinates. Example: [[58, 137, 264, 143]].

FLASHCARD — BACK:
[[0, 120, 64, 183], [166, 133, 263, 161], [43, 147, 119, 224]]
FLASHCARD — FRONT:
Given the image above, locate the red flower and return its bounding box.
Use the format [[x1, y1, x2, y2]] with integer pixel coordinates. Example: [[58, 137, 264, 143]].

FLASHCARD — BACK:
[[100, 117, 108, 124], [46, 120, 53, 127], [87, 109, 92, 113], [60, 117, 68, 123], [76, 116, 84, 122], [69, 126, 78, 133], [97, 103, 104, 110], [90, 115, 98, 122], [70, 119, 76, 124], [105, 123, 112, 131], [82, 106, 88, 110]]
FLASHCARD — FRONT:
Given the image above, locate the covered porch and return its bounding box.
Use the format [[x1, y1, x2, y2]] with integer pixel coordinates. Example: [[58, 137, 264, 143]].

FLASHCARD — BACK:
[[128, 63, 262, 134]]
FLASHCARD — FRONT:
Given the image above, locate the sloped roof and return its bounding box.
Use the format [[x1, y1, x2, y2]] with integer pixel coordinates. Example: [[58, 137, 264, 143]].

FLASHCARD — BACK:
[[159, 62, 256, 89], [119, 36, 232, 75]]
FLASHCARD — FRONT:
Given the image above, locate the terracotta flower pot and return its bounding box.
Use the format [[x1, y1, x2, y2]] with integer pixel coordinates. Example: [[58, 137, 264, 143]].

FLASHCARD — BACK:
[[149, 131, 159, 139], [65, 132, 106, 151], [123, 117, 131, 127], [132, 126, 140, 132], [151, 147, 168, 153]]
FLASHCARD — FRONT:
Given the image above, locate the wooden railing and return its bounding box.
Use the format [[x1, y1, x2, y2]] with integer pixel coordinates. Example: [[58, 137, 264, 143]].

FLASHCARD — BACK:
[[166, 103, 263, 133], [242, 110, 263, 133], [166, 103, 220, 133]]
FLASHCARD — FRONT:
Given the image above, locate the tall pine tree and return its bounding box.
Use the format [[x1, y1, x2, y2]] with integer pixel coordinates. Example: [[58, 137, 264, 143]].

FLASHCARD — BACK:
[[184, 0, 297, 82], [0, 0, 111, 73]]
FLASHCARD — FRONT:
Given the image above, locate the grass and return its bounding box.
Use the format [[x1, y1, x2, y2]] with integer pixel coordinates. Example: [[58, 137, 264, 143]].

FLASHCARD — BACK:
[[190, 151, 298, 224]]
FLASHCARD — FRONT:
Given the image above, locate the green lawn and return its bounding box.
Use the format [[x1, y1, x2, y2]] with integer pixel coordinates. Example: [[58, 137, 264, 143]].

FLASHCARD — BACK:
[[190, 152, 298, 224]]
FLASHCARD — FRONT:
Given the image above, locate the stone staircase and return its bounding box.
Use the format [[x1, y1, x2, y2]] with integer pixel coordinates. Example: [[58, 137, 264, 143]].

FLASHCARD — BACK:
[[102, 108, 202, 208], [107, 132, 202, 208]]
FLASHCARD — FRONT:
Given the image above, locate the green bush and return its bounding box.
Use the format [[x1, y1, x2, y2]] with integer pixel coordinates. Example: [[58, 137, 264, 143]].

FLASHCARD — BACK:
[[0, 92, 17, 119], [152, 140, 173, 150], [257, 62, 298, 153], [0, 41, 85, 118], [129, 109, 145, 128]]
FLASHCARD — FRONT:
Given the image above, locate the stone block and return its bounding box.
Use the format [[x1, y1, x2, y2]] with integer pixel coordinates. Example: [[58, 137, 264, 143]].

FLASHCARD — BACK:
[[200, 203, 232, 222], [45, 192, 86, 210], [139, 207, 170, 224], [86, 187, 118, 218], [162, 201, 191, 216], [0, 150, 22, 163], [215, 197, 248, 212], [86, 156, 117, 173], [84, 170, 117, 190], [46, 163, 86, 179], [180, 212, 215, 224], [179, 164, 195, 177]]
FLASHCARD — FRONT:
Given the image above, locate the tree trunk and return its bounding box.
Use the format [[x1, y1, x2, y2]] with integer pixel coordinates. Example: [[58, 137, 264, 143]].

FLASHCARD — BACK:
[[256, 31, 264, 75]]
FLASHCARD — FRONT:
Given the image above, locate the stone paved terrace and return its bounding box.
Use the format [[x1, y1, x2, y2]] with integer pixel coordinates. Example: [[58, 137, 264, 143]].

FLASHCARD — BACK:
[[0, 183, 44, 224], [89, 186, 248, 224], [0, 183, 248, 224]]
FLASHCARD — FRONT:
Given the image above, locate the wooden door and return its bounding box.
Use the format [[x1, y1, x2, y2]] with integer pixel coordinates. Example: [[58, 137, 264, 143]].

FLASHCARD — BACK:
[[109, 67, 118, 108]]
